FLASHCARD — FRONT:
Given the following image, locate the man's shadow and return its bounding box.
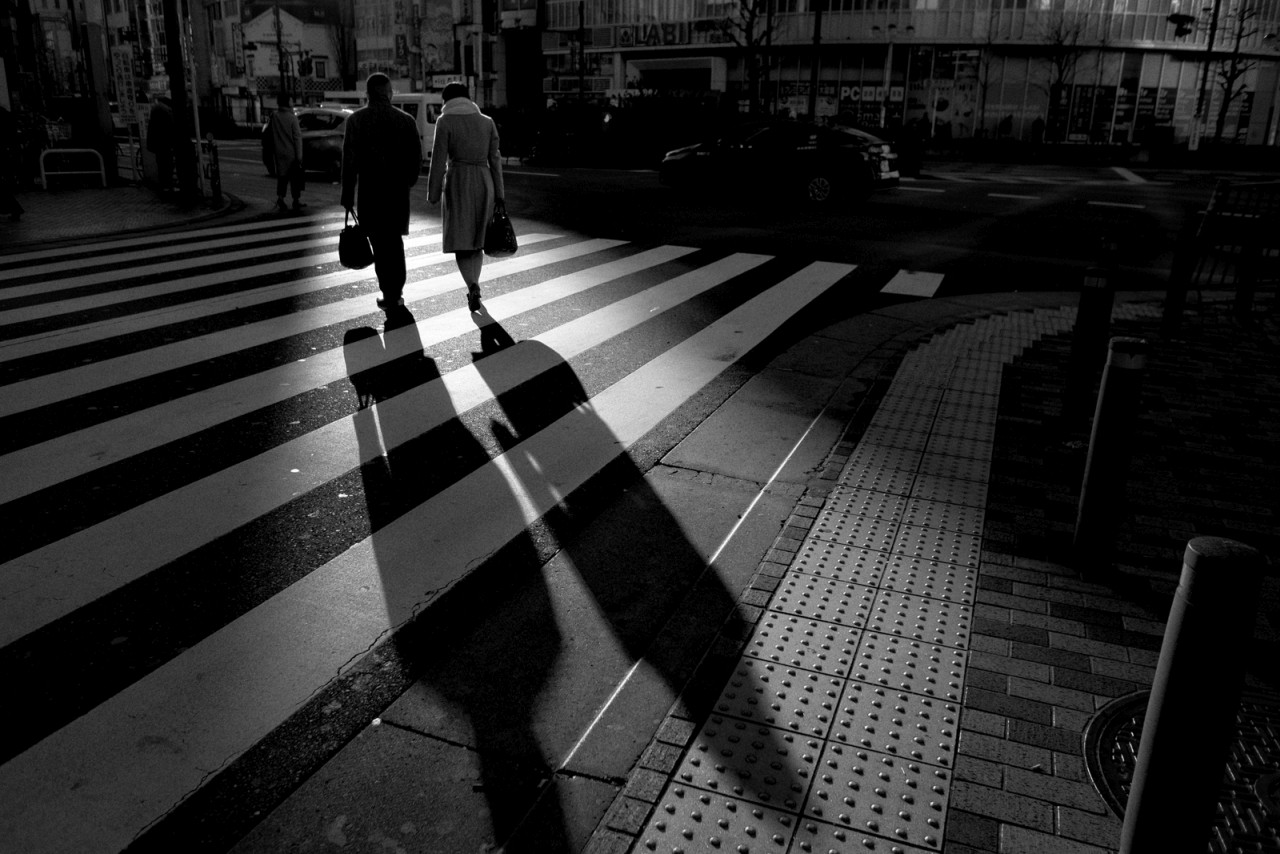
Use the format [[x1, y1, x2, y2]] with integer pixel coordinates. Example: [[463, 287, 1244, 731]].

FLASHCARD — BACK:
[[343, 307, 564, 848]]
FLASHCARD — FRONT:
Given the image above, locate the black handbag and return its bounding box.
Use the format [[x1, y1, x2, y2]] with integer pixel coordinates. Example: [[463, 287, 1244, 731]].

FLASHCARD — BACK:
[[484, 199, 518, 258], [339, 210, 375, 269]]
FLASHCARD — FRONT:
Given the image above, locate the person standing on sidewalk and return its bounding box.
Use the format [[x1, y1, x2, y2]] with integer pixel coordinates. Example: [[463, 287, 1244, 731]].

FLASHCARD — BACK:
[[341, 73, 423, 310], [427, 81, 505, 312], [146, 96, 175, 195], [267, 93, 305, 212]]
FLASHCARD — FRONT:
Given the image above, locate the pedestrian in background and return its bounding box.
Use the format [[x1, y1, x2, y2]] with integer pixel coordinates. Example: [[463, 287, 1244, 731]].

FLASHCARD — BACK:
[[267, 92, 305, 212], [146, 96, 175, 195], [341, 73, 423, 310], [427, 81, 505, 313]]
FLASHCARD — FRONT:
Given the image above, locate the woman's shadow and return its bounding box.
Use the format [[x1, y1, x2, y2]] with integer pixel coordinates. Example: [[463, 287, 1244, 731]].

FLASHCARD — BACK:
[[343, 307, 564, 849]]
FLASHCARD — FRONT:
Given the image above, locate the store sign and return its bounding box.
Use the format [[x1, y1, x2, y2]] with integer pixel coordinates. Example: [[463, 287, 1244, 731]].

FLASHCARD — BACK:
[[616, 22, 688, 47], [111, 46, 137, 120]]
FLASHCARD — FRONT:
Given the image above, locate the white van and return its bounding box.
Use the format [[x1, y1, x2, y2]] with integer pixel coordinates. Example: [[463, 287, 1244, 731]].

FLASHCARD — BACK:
[[320, 90, 443, 166]]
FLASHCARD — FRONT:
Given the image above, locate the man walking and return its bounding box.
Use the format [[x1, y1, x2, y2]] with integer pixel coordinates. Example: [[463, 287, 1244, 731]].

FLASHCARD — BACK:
[[341, 73, 422, 309], [267, 92, 305, 212]]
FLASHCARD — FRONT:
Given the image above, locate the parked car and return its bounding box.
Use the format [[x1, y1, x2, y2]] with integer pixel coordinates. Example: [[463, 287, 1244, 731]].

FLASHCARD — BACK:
[[659, 119, 899, 204], [261, 106, 353, 178]]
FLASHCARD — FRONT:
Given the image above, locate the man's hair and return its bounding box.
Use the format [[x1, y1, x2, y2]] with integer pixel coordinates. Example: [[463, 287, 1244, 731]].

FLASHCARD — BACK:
[[276, 92, 290, 108], [366, 73, 392, 97], [441, 82, 469, 102]]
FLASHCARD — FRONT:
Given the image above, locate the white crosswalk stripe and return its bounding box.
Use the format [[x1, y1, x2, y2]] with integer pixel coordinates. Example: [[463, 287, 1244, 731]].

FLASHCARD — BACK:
[[0, 216, 857, 852]]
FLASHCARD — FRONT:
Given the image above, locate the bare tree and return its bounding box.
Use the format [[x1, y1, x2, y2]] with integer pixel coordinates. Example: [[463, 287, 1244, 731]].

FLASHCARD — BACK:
[[1211, 0, 1261, 142], [1034, 2, 1091, 141], [721, 0, 779, 114]]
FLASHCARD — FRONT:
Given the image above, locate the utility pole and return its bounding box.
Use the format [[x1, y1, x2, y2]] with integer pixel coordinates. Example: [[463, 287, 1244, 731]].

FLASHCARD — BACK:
[[807, 0, 824, 118], [578, 0, 586, 99], [163, 0, 198, 202], [275, 4, 287, 98], [1190, 0, 1222, 150]]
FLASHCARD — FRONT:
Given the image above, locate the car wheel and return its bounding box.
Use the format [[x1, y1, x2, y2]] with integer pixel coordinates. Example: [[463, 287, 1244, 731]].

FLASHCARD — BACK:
[[803, 173, 836, 204]]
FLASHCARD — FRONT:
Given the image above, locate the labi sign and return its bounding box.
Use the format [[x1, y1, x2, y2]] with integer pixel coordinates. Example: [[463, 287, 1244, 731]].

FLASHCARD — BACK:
[[617, 22, 689, 47]]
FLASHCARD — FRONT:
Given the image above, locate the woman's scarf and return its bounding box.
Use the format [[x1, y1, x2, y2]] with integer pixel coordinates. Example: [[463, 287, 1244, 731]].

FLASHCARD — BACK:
[[441, 97, 481, 117]]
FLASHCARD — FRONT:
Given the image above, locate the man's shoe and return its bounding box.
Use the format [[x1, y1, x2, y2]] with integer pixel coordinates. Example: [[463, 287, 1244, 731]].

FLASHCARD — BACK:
[[292, 199, 306, 211], [274, 199, 288, 211]]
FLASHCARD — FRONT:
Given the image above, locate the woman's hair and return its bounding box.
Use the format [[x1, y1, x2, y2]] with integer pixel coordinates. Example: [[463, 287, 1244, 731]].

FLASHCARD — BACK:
[[441, 82, 470, 102]]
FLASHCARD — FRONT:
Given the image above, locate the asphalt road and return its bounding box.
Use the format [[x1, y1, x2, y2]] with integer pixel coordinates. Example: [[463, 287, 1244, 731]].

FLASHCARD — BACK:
[[213, 137, 1211, 297]]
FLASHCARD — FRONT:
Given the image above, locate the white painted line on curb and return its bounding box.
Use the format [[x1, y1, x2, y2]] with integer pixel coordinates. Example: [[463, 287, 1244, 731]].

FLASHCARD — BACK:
[[1088, 200, 1147, 209], [896, 186, 947, 193], [989, 193, 1040, 200]]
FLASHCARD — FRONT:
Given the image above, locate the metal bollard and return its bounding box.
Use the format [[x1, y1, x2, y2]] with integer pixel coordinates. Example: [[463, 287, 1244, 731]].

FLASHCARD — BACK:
[[1119, 537, 1267, 854], [1064, 268, 1116, 426], [1072, 337, 1147, 569]]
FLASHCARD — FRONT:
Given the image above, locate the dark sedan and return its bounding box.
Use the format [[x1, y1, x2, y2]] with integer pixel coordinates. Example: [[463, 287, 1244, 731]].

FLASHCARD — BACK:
[[262, 106, 353, 178], [659, 119, 899, 204]]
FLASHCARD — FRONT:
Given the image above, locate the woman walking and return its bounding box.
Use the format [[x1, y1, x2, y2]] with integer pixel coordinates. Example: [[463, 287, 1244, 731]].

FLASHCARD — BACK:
[[426, 82, 505, 312]]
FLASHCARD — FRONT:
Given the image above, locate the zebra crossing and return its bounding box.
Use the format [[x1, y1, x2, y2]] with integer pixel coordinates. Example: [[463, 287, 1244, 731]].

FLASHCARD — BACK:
[[2, 212, 936, 853]]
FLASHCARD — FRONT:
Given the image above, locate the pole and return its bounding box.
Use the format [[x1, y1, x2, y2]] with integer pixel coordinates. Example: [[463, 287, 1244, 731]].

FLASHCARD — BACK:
[[578, 0, 586, 99], [1190, 0, 1222, 150], [162, 0, 198, 202], [1063, 267, 1115, 425], [1119, 538, 1267, 853], [807, 0, 824, 118], [880, 31, 894, 128]]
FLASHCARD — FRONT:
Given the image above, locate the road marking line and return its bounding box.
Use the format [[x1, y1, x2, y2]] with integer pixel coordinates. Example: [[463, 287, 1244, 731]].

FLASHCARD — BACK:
[[988, 192, 1040, 200], [1112, 166, 1147, 183], [880, 270, 945, 298], [505, 170, 560, 177], [895, 185, 946, 193], [1088, 200, 1146, 209]]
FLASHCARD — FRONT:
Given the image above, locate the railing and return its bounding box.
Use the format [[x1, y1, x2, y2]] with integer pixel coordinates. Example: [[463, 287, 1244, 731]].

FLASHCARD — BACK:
[[39, 148, 107, 189]]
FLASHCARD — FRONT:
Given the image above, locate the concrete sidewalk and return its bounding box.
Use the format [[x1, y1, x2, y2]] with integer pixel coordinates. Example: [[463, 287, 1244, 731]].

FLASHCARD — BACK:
[[586, 293, 1280, 854], [1, 184, 241, 249]]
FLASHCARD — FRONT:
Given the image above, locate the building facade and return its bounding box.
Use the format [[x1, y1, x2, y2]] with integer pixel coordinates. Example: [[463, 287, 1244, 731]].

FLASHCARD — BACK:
[[539, 0, 1280, 145]]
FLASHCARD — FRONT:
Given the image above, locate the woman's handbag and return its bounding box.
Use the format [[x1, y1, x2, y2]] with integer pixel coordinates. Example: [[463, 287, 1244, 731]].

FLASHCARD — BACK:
[[484, 199, 518, 258], [339, 210, 375, 269]]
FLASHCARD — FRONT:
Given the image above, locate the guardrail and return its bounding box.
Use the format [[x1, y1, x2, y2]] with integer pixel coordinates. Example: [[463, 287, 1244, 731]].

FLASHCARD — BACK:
[[39, 148, 107, 189]]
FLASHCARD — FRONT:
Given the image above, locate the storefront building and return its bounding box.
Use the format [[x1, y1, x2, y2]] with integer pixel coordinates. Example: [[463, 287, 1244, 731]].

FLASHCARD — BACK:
[[540, 0, 1280, 145]]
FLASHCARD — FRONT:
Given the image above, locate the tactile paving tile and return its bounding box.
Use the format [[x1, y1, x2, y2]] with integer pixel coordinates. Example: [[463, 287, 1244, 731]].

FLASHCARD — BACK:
[[922, 433, 994, 463], [838, 465, 917, 496], [790, 822, 936, 853], [867, 589, 974, 649], [810, 511, 900, 552], [899, 499, 985, 536], [744, 612, 864, 677], [800, 743, 950, 849], [850, 634, 968, 701], [881, 554, 978, 606], [858, 426, 929, 451], [845, 444, 924, 474], [770, 575, 878, 628], [831, 682, 960, 767], [638, 783, 797, 852], [819, 487, 908, 522], [909, 474, 988, 508], [892, 524, 982, 568], [875, 396, 940, 417], [915, 453, 991, 484], [939, 389, 998, 410], [792, 540, 891, 587], [711, 658, 846, 737], [673, 714, 820, 810], [925, 418, 995, 443], [866, 409, 937, 435]]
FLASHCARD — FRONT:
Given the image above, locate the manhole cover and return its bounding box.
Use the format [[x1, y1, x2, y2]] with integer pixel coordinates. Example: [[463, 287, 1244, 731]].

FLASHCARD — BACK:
[[1085, 690, 1280, 853]]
